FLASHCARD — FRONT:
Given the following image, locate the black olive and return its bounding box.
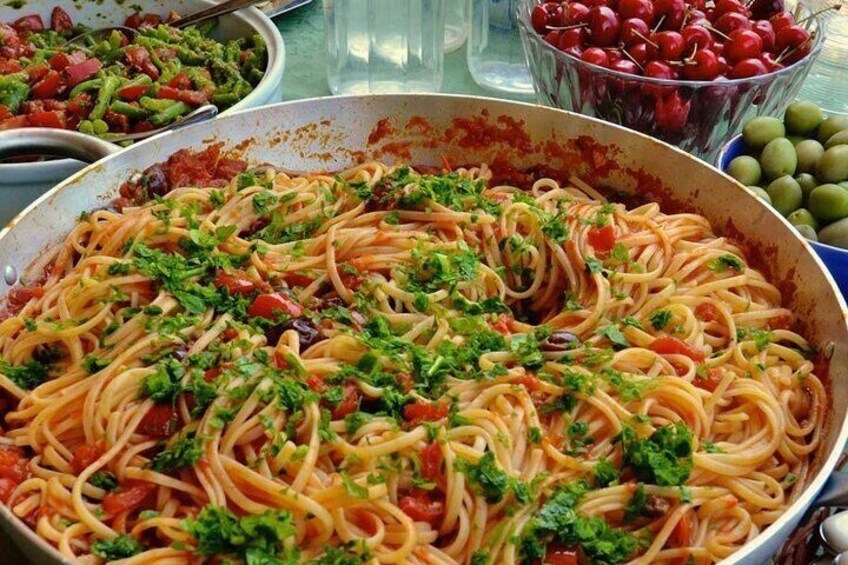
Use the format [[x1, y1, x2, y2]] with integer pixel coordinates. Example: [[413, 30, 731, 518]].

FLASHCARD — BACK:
[[284, 318, 320, 349], [143, 165, 169, 198], [541, 330, 580, 351]]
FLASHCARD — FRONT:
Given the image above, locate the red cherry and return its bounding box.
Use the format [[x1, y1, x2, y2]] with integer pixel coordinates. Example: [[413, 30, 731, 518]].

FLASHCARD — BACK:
[[655, 30, 686, 60], [775, 24, 810, 54], [769, 11, 795, 32], [682, 25, 713, 51], [566, 2, 591, 25], [584, 0, 611, 6], [581, 46, 611, 66], [717, 55, 731, 75], [689, 0, 707, 10], [618, 0, 655, 23], [750, 0, 785, 19], [726, 29, 764, 63], [715, 12, 751, 35], [751, 20, 776, 52], [644, 60, 677, 79], [588, 6, 621, 46], [621, 18, 650, 46], [559, 26, 588, 48], [655, 0, 686, 30], [627, 42, 649, 65], [610, 59, 641, 74], [605, 47, 624, 62], [713, 0, 751, 19], [688, 9, 707, 21], [531, 2, 566, 33], [761, 52, 786, 72], [683, 48, 721, 80], [544, 30, 563, 46], [728, 57, 769, 78], [655, 91, 690, 132], [562, 45, 584, 58], [712, 41, 725, 56]]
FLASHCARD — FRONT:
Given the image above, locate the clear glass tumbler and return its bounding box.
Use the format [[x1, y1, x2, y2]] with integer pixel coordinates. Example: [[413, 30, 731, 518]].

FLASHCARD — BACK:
[[444, 0, 469, 53], [797, 0, 848, 115], [324, 0, 446, 95], [467, 0, 534, 96]]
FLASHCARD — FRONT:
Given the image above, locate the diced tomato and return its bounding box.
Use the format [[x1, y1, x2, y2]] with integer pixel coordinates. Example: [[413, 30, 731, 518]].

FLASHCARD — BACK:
[[403, 401, 449, 424], [306, 375, 326, 393], [26, 63, 48, 82], [138, 404, 178, 437], [693, 368, 723, 392], [0, 477, 16, 503], [69, 443, 104, 475], [102, 480, 156, 515], [769, 314, 793, 330], [284, 273, 316, 288], [0, 104, 10, 121], [649, 336, 705, 363], [141, 13, 163, 27], [490, 313, 511, 335], [248, 293, 303, 320], [0, 60, 22, 74], [12, 15, 44, 34], [64, 58, 102, 87], [156, 85, 209, 106], [214, 270, 266, 295], [397, 372, 414, 393], [514, 374, 542, 391], [204, 366, 223, 382], [222, 328, 239, 342], [7, 285, 43, 308], [331, 383, 360, 419], [587, 224, 616, 253], [672, 514, 691, 547], [27, 110, 66, 129], [0, 116, 29, 130], [117, 84, 149, 101], [420, 442, 443, 483], [544, 543, 579, 565], [399, 489, 444, 525], [168, 72, 192, 90], [339, 272, 364, 291], [132, 120, 154, 134], [694, 302, 719, 322], [124, 13, 142, 29], [104, 109, 129, 133], [0, 445, 28, 483], [124, 46, 159, 80], [215, 158, 247, 180], [67, 93, 91, 116], [51, 7, 74, 34]]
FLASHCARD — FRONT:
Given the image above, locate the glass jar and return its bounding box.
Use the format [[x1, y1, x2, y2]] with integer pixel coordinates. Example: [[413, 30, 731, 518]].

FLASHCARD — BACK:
[[324, 0, 446, 95], [467, 0, 534, 96], [445, 0, 469, 53], [797, 0, 848, 114]]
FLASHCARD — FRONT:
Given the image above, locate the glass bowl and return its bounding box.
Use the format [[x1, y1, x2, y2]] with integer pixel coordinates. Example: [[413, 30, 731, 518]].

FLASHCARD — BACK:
[[517, 0, 825, 163]]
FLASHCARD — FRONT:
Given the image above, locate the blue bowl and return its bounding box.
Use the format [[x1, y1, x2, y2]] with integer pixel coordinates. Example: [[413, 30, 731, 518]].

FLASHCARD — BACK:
[[718, 136, 848, 298]]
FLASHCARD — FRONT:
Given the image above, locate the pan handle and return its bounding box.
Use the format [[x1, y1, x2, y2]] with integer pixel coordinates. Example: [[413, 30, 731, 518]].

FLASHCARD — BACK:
[[0, 128, 122, 164]]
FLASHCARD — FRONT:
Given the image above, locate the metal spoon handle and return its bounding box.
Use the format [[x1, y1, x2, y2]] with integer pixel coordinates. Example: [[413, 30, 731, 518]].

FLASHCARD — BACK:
[[104, 105, 218, 143], [171, 0, 272, 29]]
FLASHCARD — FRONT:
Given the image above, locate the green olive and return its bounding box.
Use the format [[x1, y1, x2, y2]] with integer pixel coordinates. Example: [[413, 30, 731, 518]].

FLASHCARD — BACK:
[[727, 155, 762, 185], [747, 185, 771, 204], [766, 175, 803, 216], [785, 101, 824, 136], [787, 135, 806, 146], [743, 116, 786, 149], [787, 208, 819, 230], [818, 115, 848, 143], [761, 138, 797, 179], [816, 145, 848, 183], [809, 183, 848, 222], [795, 224, 819, 241], [795, 139, 825, 174], [796, 173, 818, 199], [825, 129, 848, 148], [840, 181, 848, 190], [818, 217, 848, 248]]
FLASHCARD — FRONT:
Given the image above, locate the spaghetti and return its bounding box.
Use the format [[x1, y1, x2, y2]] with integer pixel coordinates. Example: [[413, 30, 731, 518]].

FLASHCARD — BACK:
[[0, 157, 825, 564]]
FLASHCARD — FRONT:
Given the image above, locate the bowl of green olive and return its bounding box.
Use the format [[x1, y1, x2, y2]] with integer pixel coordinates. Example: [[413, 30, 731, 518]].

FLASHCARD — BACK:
[[719, 101, 848, 295]]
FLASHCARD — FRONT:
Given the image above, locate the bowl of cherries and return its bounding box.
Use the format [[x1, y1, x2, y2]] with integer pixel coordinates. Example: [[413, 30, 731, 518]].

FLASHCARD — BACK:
[[517, 0, 826, 162]]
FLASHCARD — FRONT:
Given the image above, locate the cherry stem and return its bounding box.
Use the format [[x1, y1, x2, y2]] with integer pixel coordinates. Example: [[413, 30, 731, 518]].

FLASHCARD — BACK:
[[621, 48, 645, 71], [699, 23, 731, 41], [795, 3, 841, 26], [652, 14, 666, 33], [775, 34, 815, 63], [632, 28, 659, 48], [545, 22, 589, 31]]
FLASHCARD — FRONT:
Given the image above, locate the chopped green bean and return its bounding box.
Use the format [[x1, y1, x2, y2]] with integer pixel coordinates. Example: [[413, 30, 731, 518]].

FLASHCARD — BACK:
[[149, 101, 190, 126], [92, 119, 109, 135], [90, 76, 120, 121], [139, 96, 178, 112], [109, 100, 150, 119]]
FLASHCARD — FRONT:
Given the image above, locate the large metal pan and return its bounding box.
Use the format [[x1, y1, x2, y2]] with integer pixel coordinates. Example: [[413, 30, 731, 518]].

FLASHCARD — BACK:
[[0, 94, 847, 565]]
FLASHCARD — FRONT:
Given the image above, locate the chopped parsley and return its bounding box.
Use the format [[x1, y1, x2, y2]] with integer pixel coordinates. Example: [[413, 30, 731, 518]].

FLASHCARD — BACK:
[[150, 433, 204, 473], [462, 451, 529, 504], [183, 506, 296, 562], [82, 355, 110, 374], [0, 358, 50, 390], [707, 254, 745, 273], [649, 310, 672, 331], [403, 244, 480, 294], [141, 358, 185, 403], [597, 325, 629, 349], [619, 421, 693, 487], [90, 535, 144, 560]]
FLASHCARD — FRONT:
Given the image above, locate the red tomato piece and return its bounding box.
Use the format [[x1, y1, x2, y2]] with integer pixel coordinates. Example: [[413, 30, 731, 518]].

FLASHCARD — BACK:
[[168, 72, 192, 90], [51, 7, 74, 33], [331, 383, 360, 419], [306, 375, 327, 393], [514, 374, 542, 391], [649, 336, 705, 363], [138, 404, 178, 437], [124, 46, 159, 79], [694, 368, 723, 392], [27, 110, 66, 129], [672, 514, 691, 548], [69, 443, 104, 475], [769, 314, 793, 330], [0, 116, 29, 130], [339, 272, 364, 291], [399, 489, 444, 525], [403, 401, 449, 424], [26, 63, 48, 82], [420, 442, 443, 483], [214, 270, 262, 295], [102, 480, 156, 515], [0, 445, 28, 483], [156, 85, 209, 106], [694, 302, 719, 322], [544, 544, 579, 565], [64, 58, 102, 87], [215, 158, 247, 180], [7, 285, 44, 307], [124, 13, 142, 29], [0, 477, 17, 503], [13, 15, 44, 34], [117, 84, 149, 101], [490, 313, 511, 335], [0, 60, 22, 74], [284, 273, 316, 288], [587, 224, 616, 253], [248, 293, 303, 320], [0, 104, 10, 121]]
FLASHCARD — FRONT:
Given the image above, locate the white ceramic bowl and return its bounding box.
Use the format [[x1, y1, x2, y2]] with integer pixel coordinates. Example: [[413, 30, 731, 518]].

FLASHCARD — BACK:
[[0, 0, 285, 224]]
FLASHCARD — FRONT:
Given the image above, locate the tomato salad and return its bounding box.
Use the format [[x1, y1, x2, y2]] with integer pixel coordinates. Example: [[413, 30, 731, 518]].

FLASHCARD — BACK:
[[0, 8, 266, 136]]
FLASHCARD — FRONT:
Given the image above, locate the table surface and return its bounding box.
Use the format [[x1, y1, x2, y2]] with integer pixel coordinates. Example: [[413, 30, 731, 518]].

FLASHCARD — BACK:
[[0, 2, 514, 562]]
